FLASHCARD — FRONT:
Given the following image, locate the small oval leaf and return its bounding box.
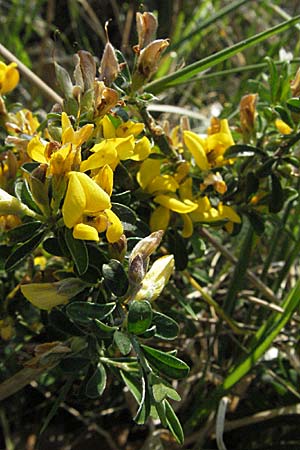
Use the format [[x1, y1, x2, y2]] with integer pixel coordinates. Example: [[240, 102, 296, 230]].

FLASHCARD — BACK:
[[102, 259, 129, 296], [66, 302, 116, 324], [65, 228, 89, 275], [152, 311, 179, 340], [7, 221, 43, 243], [5, 230, 45, 271], [164, 399, 184, 445], [85, 362, 107, 398], [141, 344, 189, 379], [128, 301, 153, 335], [114, 330, 132, 355]]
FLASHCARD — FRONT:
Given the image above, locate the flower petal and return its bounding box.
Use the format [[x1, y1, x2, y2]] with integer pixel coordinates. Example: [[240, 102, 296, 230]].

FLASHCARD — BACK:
[[73, 223, 99, 241], [27, 136, 48, 164], [62, 172, 86, 227], [104, 208, 123, 243], [184, 130, 209, 171], [150, 205, 170, 231], [154, 194, 198, 213], [136, 159, 161, 189]]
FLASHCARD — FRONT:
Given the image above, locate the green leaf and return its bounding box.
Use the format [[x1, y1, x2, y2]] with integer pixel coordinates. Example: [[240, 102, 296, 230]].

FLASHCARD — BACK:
[[66, 302, 116, 324], [19, 179, 42, 214], [141, 344, 189, 379], [286, 97, 300, 114], [152, 311, 179, 340], [111, 202, 137, 232], [246, 210, 265, 235], [170, 0, 248, 52], [134, 374, 151, 424], [151, 375, 181, 402], [245, 172, 259, 199], [102, 259, 129, 296], [94, 319, 118, 334], [224, 144, 261, 158], [64, 228, 88, 275], [145, 16, 300, 94], [43, 237, 65, 256], [49, 308, 84, 336], [85, 362, 107, 398], [269, 174, 284, 213], [164, 399, 184, 445], [128, 301, 153, 335], [5, 230, 45, 271], [222, 279, 300, 392], [114, 330, 132, 355], [7, 221, 43, 243], [266, 56, 279, 103], [40, 377, 74, 435], [120, 371, 142, 404]]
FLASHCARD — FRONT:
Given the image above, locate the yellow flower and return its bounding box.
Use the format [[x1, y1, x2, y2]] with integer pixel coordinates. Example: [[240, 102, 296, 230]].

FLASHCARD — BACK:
[[0, 61, 19, 95], [27, 112, 94, 176], [183, 118, 234, 170], [62, 171, 123, 242], [190, 196, 240, 224], [0, 318, 15, 340], [6, 109, 39, 136], [275, 118, 292, 135], [137, 159, 197, 237], [81, 115, 151, 172], [134, 254, 175, 302]]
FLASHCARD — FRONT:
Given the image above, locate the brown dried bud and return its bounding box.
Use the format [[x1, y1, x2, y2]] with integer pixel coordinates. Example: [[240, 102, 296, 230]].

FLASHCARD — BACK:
[[74, 50, 96, 92], [136, 12, 158, 51], [109, 234, 127, 262], [6, 150, 18, 180], [129, 230, 164, 277], [239, 93, 258, 135], [99, 42, 119, 87], [94, 81, 119, 117], [291, 68, 300, 97], [128, 254, 146, 286], [28, 164, 50, 216], [137, 39, 169, 80]]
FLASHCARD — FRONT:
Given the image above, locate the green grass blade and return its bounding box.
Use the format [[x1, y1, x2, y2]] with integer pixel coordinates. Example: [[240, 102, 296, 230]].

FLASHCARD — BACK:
[[169, 0, 249, 52], [222, 279, 300, 391], [145, 15, 300, 94]]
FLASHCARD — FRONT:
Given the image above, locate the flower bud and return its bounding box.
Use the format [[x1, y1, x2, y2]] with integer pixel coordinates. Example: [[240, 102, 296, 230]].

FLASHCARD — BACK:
[[129, 230, 164, 268], [128, 253, 146, 286], [132, 39, 169, 90], [27, 164, 50, 216], [94, 81, 119, 117], [0, 188, 38, 218], [74, 50, 96, 91], [291, 68, 300, 97], [99, 42, 119, 87], [239, 94, 258, 137], [109, 234, 127, 261], [134, 254, 174, 302], [136, 12, 158, 51]]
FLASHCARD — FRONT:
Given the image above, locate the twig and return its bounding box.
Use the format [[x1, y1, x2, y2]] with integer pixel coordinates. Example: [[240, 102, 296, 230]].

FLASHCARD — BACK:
[[183, 270, 247, 335], [199, 227, 279, 304], [216, 397, 229, 450], [224, 403, 300, 432], [0, 43, 63, 105]]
